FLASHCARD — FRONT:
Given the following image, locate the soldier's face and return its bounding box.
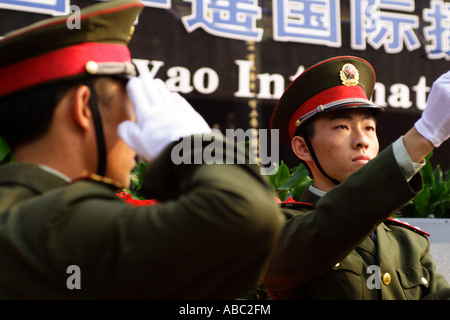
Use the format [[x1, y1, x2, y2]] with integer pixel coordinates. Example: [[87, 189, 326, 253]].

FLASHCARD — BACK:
[[100, 79, 137, 187], [308, 108, 379, 188]]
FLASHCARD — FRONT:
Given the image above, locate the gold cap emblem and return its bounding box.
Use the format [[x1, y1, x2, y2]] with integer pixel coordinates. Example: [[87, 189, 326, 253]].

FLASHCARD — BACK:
[[340, 63, 359, 87]]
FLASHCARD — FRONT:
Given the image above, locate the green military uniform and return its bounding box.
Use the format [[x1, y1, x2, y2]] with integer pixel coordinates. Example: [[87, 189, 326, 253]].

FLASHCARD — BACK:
[[264, 145, 450, 299], [0, 0, 284, 299], [0, 136, 284, 299], [264, 56, 450, 299]]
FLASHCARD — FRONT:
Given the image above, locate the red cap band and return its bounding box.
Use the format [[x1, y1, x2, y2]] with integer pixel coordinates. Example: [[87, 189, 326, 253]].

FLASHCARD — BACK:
[[287, 85, 368, 138], [0, 42, 131, 97]]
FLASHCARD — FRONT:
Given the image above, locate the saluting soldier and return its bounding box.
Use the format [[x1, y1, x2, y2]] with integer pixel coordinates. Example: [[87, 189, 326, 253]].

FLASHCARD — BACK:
[[264, 56, 450, 299], [0, 0, 285, 299]]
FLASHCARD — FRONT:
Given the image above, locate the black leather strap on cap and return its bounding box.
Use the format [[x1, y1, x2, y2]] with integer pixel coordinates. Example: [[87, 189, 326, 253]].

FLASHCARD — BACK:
[[303, 132, 340, 186], [85, 79, 107, 177]]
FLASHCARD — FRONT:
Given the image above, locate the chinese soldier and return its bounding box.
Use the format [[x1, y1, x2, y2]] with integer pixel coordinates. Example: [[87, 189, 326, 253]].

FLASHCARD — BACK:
[[0, 0, 285, 299], [264, 56, 450, 299]]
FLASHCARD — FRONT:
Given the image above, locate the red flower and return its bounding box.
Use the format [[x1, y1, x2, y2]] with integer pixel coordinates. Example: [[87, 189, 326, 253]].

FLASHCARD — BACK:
[[283, 196, 297, 203], [116, 191, 159, 207], [275, 196, 298, 203]]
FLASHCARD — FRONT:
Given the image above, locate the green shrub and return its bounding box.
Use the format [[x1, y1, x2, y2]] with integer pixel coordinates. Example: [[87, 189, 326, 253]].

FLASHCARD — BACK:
[[267, 161, 312, 202], [0, 137, 13, 164], [401, 152, 450, 218]]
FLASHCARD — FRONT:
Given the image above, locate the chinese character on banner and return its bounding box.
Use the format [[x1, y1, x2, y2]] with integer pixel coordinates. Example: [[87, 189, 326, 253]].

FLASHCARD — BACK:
[[141, 0, 170, 9], [351, 0, 421, 54], [182, 0, 263, 41], [423, 0, 450, 60], [273, 0, 341, 47], [0, 0, 68, 15]]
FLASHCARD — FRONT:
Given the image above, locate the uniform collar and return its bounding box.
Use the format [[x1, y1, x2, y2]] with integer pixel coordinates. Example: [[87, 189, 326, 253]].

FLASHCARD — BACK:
[[299, 187, 322, 208], [308, 185, 327, 198], [0, 162, 68, 194], [38, 164, 71, 183]]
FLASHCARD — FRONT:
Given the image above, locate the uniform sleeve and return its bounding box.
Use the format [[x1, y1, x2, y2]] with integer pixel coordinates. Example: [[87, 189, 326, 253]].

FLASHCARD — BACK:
[[263, 144, 423, 297], [392, 136, 426, 182], [52, 133, 285, 299]]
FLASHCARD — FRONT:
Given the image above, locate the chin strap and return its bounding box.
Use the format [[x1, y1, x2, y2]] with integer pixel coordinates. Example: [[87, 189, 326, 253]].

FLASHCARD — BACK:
[[84, 79, 107, 177], [303, 132, 340, 186]]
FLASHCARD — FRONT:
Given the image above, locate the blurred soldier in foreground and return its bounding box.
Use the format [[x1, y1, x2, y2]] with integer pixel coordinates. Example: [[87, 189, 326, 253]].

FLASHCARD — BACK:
[[0, 0, 284, 299]]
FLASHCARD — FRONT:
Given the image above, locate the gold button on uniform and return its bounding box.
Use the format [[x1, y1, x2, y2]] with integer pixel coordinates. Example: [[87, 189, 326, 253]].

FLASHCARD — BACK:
[[382, 272, 391, 285], [421, 277, 428, 285]]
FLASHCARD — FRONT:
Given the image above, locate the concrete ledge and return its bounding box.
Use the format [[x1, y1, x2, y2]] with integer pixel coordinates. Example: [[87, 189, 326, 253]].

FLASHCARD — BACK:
[[402, 218, 450, 283]]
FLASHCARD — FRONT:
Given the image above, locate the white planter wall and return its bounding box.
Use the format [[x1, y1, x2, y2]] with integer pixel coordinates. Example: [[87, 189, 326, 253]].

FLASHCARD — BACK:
[[402, 218, 450, 284]]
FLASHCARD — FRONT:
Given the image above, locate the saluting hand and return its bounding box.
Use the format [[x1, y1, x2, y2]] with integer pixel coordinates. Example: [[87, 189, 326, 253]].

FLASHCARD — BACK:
[[118, 74, 211, 161], [414, 70, 450, 148]]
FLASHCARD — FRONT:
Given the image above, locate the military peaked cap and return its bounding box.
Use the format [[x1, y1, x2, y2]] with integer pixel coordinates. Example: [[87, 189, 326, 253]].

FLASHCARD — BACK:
[[0, 0, 144, 98], [271, 56, 384, 146]]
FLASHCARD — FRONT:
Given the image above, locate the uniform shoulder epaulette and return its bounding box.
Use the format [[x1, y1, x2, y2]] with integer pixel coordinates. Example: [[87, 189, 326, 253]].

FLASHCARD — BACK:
[[71, 173, 125, 191], [276, 196, 312, 210], [116, 191, 159, 207], [386, 218, 430, 237]]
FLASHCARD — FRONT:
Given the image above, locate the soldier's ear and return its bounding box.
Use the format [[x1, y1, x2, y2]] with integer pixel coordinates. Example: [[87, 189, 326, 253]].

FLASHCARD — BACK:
[[71, 84, 93, 131], [291, 135, 312, 162]]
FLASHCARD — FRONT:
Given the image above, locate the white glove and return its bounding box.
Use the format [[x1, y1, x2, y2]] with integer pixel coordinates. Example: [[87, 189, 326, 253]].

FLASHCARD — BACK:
[[118, 74, 211, 161], [414, 70, 450, 147]]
